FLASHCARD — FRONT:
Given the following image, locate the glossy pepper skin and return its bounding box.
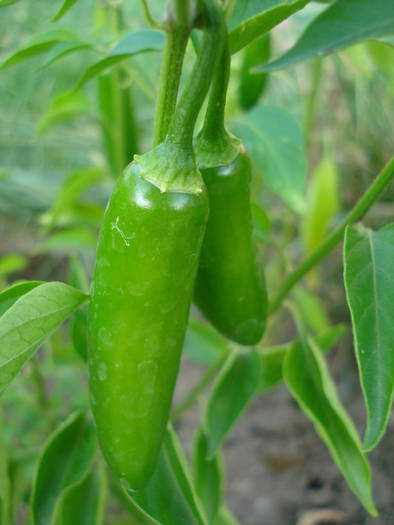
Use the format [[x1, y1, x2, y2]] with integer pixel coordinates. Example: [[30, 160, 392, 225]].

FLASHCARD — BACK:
[[194, 151, 268, 345], [89, 162, 208, 489]]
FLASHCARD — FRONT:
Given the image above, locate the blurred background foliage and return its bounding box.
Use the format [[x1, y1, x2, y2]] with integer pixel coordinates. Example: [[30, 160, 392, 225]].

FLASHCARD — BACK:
[[0, 1, 393, 523]]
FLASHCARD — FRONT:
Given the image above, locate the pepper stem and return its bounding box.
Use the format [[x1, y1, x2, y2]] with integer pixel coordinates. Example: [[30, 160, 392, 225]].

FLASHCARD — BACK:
[[194, 27, 241, 167], [165, 0, 225, 153], [153, 23, 190, 146], [199, 29, 230, 144]]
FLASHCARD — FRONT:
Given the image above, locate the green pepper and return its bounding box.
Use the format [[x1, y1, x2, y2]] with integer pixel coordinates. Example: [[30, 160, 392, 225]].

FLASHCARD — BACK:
[[194, 36, 268, 345], [238, 33, 271, 111], [89, 0, 224, 490]]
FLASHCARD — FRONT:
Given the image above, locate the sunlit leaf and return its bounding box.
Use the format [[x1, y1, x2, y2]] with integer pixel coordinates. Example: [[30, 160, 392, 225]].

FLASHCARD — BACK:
[[344, 223, 394, 450]]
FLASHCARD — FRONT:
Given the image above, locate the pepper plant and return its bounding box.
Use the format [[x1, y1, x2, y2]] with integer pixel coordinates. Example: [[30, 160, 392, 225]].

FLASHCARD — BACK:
[[0, 0, 393, 524]]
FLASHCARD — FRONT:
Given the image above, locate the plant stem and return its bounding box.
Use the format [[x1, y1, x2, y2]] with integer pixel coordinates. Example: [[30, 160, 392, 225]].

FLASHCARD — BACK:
[[269, 157, 394, 315], [153, 24, 190, 146], [171, 352, 228, 422]]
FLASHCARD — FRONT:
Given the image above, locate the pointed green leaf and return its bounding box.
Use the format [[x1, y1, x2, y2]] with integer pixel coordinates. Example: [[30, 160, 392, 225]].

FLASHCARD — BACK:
[[283, 338, 377, 515], [205, 350, 261, 456], [0, 254, 27, 278], [76, 31, 164, 88], [258, 324, 345, 391], [31, 412, 96, 525], [0, 282, 87, 394], [1, 29, 77, 69], [55, 468, 106, 525], [344, 223, 394, 451], [128, 425, 208, 525], [44, 167, 106, 229], [38, 91, 90, 134], [52, 0, 80, 22], [184, 319, 231, 365], [0, 281, 43, 318], [302, 154, 339, 254], [40, 41, 92, 69], [234, 106, 306, 213], [193, 429, 223, 523], [213, 506, 240, 525], [0, 0, 23, 6], [229, 0, 311, 54], [259, 0, 394, 71]]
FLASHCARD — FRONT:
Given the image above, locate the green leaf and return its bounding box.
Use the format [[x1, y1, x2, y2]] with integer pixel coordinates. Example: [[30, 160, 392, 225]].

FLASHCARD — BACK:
[[251, 202, 272, 242], [40, 41, 92, 69], [0, 281, 43, 318], [344, 223, 394, 451], [0, 254, 27, 278], [52, 0, 80, 22], [0, 0, 23, 6], [283, 338, 377, 515], [44, 167, 106, 229], [35, 229, 97, 254], [1, 29, 77, 69], [259, 0, 394, 71], [193, 430, 223, 523], [258, 324, 345, 392], [234, 106, 306, 213], [76, 30, 164, 88], [0, 282, 87, 394], [292, 286, 331, 334], [31, 412, 96, 525], [184, 319, 231, 365], [205, 350, 261, 456], [229, 0, 310, 54], [0, 402, 10, 525], [213, 507, 240, 525], [55, 468, 106, 525], [38, 91, 91, 134], [128, 425, 208, 525], [302, 154, 339, 254]]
